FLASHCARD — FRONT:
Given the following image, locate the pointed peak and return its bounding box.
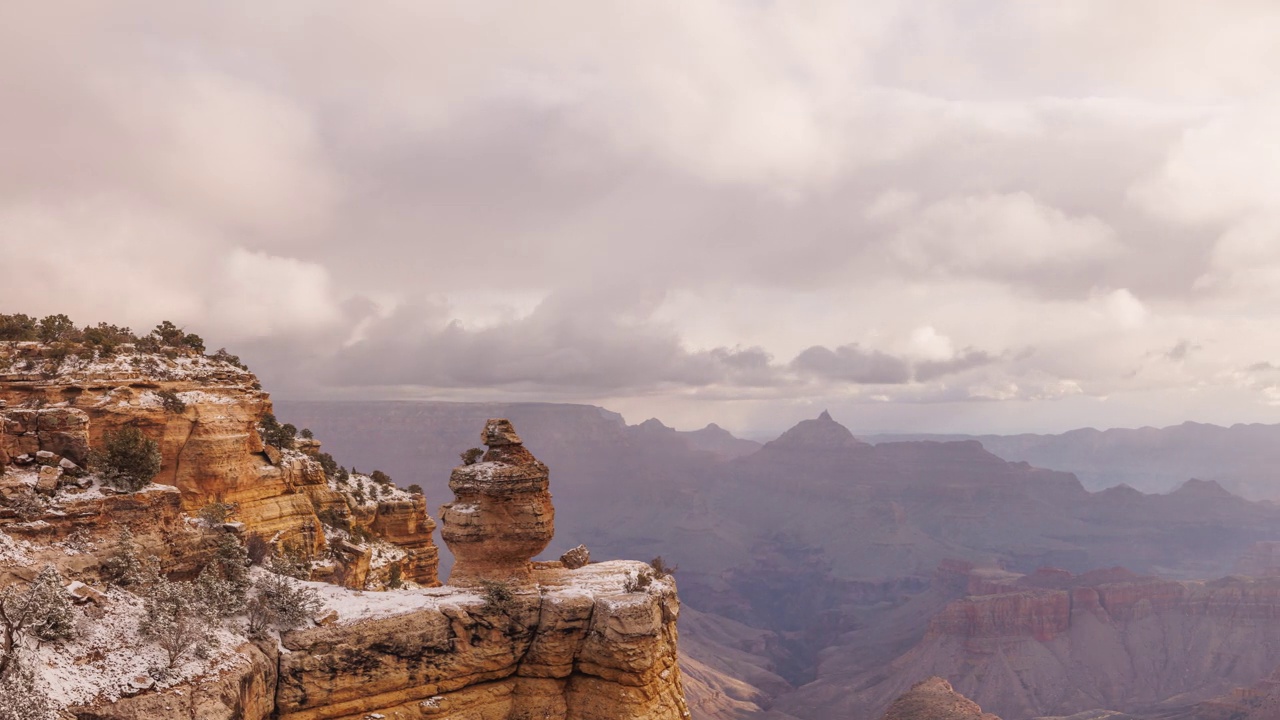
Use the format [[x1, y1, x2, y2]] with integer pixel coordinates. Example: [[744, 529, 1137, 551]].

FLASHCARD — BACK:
[[766, 412, 867, 450]]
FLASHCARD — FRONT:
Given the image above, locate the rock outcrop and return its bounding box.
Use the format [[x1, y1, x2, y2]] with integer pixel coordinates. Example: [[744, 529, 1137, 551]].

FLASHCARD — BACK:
[[2, 391, 688, 719], [439, 419, 555, 587], [881, 677, 1001, 720], [276, 561, 687, 720], [0, 341, 440, 587]]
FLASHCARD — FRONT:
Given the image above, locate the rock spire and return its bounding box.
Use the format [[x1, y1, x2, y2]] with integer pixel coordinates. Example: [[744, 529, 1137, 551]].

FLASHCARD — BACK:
[[440, 419, 555, 586]]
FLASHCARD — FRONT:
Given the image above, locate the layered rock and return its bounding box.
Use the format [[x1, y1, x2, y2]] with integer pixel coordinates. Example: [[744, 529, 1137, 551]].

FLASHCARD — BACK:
[[0, 341, 440, 587], [440, 419, 554, 586], [847, 568, 1280, 720], [881, 677, 1001, 720], [276, 561, 687, 720]]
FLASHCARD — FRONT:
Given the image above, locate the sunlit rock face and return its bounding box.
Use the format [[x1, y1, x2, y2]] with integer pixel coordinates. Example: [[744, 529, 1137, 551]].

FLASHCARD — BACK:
[[440, 419, 555, 587]]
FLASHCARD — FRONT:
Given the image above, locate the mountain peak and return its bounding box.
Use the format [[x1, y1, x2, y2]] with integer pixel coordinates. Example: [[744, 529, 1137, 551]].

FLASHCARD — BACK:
[[766, 412, 867, 450]]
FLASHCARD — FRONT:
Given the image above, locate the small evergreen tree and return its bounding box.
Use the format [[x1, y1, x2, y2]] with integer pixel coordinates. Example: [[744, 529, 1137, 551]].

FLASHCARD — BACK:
[[0, 565, 75, 679], [94, 426, 162, 491], [245, 573, 322, 638], [100, 526, 146, 586], [138, 577, 215, 671]]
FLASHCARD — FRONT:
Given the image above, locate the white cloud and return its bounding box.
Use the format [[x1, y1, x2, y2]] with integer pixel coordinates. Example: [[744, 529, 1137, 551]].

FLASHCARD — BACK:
[[890, 192, 1120, 277]]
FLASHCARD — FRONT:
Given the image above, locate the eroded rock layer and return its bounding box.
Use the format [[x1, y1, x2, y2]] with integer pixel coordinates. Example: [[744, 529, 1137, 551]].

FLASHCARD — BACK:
[[276, 562, 688, 720], [440, 419, 554, 586]]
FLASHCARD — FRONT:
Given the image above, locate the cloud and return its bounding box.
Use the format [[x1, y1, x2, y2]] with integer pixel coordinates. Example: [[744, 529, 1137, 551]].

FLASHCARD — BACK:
[[888, 192, 1120, 280], [791, 345, 912, 384], [3, 1, 1280, 434]]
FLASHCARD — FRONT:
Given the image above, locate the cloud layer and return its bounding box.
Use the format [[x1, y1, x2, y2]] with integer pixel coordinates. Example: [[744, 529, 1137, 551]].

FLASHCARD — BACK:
[[2, 1, 1280, 435]]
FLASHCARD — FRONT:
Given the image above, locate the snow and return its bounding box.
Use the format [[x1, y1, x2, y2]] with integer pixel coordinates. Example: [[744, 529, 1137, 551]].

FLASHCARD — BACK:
[[302, 578, 482, 624], [35, 588, 247, 708], [0, 530, 32, 565], [0, 344, 253, 383]]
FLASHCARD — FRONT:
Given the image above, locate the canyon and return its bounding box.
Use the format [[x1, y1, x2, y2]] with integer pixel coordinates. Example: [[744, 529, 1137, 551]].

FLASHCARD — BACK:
[[280, 400, 1280, 720]]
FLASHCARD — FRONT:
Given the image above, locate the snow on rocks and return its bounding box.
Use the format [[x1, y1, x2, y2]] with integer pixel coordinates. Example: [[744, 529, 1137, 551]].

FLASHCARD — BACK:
[[36, 588, 246, 708], [303, 577, 482, 625], [0, 530, 31, 565]]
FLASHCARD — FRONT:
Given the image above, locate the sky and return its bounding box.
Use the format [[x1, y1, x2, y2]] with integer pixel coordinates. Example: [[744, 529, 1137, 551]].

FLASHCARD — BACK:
[[2, 1, 1280, 438]]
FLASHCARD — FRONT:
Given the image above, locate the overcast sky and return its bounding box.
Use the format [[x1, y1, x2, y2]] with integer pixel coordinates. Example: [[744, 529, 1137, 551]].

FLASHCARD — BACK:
[[2, 1, 1280, 437]]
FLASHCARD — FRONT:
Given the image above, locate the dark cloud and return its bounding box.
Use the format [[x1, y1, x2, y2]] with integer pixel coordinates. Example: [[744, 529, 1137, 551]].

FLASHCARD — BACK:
[[791, 345, 912, 385]]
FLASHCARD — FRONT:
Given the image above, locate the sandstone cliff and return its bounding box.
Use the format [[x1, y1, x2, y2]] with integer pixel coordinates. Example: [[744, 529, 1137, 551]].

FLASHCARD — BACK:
[[0, 339, 439, 588], [1, 354, 690, 720]]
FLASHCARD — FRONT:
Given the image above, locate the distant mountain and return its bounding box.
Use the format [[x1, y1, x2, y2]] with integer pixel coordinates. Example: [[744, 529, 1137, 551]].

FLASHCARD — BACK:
[[869, 421, 1280, 499]]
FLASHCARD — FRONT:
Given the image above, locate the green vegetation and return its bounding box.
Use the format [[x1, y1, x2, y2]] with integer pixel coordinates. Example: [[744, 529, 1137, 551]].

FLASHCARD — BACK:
[[259, 413, 297, 450], [0, 313, 248, 369], [93, 426, 162, 492], [156, 389, 187, 414]]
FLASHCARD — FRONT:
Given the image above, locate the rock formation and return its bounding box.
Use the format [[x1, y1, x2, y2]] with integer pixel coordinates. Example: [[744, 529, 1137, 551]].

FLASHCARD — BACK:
[[1, 344, 690, 720], [881, 677, 1001, 720], [439, 419, 555, 586], [0, 340, 440, 587]]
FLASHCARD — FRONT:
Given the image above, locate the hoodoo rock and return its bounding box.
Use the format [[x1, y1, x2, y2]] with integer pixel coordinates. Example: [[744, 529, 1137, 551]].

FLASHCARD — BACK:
[[440, 419, 555, 586]]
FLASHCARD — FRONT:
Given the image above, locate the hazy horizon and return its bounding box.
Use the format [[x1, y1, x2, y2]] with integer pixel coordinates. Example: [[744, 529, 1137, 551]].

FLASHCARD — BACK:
[[4, 2, 1280, 437]]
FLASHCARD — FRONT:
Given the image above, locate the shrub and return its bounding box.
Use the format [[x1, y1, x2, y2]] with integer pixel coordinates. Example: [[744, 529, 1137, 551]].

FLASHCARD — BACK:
[[479, 580, 516, 614], [406, 484, 424, 495], [0, 565, 76, 682], [0, 653, 56, 720], [156, 389, 186, 414], [138, 577, 216, 671], [0, 313, 38, 341], [335, 466, 349, 484], [209, 347, 247, 370], [622, 568, 655, 593], [387, 564, 403, 590], [37, 314, 77, 343], [460, 448, 484, 465], [100, 527, 146, 587], [299, 428, 314, 439], [209, 533, 250, 602], [370, 470, 392, 486], [81, 322, 134, 355], [94, 426, 162, 491], [245, 573, 322, 638], [259, 413, 296, 450], [315, 452, 338, 479], [649, 556, 678, 577], [198, 502, 234, 525]]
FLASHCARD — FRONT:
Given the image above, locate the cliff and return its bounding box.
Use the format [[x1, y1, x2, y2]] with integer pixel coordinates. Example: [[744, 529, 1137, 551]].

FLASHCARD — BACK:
[[842, 565, 1280, 720], [0, 339, 439, 587], [1, 338, 689, 720]]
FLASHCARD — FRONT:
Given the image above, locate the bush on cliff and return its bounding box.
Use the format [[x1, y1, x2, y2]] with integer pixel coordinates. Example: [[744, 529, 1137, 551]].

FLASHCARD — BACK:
[[139, 577, 216, 672], [156, 389, 186, 414], [0, 313, 38, 341], [94, 426, 162, 492], [259, 413, 296, 450], [245, 573, 322, 638]]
